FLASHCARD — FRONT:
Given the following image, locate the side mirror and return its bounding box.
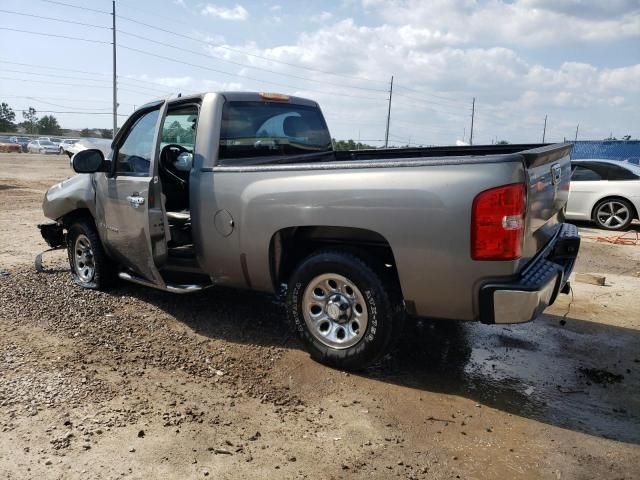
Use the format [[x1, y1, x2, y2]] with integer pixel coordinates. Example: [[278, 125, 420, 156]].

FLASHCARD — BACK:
[[72, 149, 107, 174]]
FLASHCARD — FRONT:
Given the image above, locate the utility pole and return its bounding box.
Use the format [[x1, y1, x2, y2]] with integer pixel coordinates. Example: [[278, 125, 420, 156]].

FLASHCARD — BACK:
[[574, 123, 579, 142], [542, 114, 547, 142], [469, 97, 475, 145], [112, 0, 118, 138], [384, 75, 393, 148]]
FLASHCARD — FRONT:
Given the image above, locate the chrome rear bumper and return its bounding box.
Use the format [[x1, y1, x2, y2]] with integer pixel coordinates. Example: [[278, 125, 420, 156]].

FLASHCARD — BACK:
[[479, 223, 579, 324]]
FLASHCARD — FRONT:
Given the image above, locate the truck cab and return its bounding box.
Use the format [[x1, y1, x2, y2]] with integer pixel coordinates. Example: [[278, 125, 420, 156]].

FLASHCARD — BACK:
[[44, 92, 334, 292]]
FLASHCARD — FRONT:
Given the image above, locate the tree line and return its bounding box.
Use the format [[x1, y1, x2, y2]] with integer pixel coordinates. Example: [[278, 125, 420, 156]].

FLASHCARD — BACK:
[[0, 101, 112, 138]]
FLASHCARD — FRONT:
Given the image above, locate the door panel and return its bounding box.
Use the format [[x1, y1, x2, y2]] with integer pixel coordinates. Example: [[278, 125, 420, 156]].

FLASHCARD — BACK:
[[95, 104, 167, 285], [566, 181, 599, 218]]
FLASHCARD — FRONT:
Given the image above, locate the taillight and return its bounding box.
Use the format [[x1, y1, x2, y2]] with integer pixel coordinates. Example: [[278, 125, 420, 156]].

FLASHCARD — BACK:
[[471, 183, 526, 261]]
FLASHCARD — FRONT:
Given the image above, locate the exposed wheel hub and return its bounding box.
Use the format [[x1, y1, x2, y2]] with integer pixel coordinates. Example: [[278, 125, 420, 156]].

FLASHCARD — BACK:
[[326, 294, 352, 323]]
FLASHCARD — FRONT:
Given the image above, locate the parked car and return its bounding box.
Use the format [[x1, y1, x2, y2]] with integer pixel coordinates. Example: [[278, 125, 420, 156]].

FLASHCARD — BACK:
[[39, 92, 580, 370], [58, 139, 79, 155], [9, 136, 32, 152], [63, 137, 112, 159], [39, 137, 62, 146], [566, 159, 640, 230], [27, 139, 59, 154], [0, 135, 22, 153]]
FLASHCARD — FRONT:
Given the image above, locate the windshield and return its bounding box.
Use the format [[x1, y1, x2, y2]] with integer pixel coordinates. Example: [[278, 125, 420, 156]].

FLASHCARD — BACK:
[[0, 136, 12, 142], [40, 141, 54, 146], [218, 101, 332, 162]]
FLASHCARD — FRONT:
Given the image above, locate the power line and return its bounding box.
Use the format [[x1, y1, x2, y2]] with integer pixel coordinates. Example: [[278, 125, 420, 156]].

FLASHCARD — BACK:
[[392, 91, 468, 109], [0, 26, 385, 101], [0, 60, 108, 77], [393, 83, 469, 106], [16, 96, 111, 111], [0, 27, 109, 44], [0, 8, 110, 29], [118, 45, 385, 102], [114, 10, 390, 85], [0, 59, 197, 93], [0, 76, 111, 88], [0, 68, 175, 95], [2, 94, 136, 107], [37, 0, 111, 15], [13, 108, 128, 116], [116, 27, 387, 94]]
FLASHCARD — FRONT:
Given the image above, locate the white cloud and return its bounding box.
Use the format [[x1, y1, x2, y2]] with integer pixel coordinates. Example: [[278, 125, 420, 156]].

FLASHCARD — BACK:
[[201, 4, 248, 21], [367, 0, 640, 47], [311, 11, 333, 22], [196, 12, 639, 144]]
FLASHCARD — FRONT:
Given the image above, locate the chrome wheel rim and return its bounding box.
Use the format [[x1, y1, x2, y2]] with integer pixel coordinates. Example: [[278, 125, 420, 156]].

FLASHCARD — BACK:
[[596, 201, 629, 229], [302, 273, 368, 349], [74, 234, 95, 283]]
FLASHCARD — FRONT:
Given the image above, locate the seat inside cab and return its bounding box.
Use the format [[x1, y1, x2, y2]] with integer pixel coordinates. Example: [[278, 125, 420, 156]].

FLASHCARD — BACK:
[[158, 105, 198, 254]]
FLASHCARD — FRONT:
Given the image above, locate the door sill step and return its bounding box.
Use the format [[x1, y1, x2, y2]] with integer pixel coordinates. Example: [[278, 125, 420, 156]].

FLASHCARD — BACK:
[[118, 271, 212, 294]]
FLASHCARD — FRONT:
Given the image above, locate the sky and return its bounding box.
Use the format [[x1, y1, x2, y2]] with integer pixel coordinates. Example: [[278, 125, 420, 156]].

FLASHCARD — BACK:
[[1, 0, 639, 146]]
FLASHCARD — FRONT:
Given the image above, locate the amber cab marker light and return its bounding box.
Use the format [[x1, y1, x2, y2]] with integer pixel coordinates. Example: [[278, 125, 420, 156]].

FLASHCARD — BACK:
[[259, 92, 290, 102]]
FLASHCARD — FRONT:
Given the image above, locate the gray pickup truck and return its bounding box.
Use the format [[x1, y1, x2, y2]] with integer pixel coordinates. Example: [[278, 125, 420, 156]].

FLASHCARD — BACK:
[[40, 91, 580, 369]]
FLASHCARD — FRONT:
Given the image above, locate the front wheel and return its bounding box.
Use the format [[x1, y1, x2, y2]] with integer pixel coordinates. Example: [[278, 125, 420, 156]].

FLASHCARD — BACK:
[[67, 219, 115, 289], [593, 198, 634, 231], [286, 250, 403, 370]]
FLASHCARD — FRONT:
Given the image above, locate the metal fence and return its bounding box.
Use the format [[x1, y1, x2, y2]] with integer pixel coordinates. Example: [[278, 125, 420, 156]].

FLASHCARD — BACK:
[[570, 140, 640, 164]]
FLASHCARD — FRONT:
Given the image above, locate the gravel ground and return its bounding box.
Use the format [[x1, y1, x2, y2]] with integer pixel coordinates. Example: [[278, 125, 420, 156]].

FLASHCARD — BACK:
[[1, 153, 639, 479]]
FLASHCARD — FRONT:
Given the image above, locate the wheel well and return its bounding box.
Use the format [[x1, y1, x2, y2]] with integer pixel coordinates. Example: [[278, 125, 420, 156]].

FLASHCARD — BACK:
[[269, 226, 402, 293], [60, 208, 94, 228], [591, 196, 638, 221]]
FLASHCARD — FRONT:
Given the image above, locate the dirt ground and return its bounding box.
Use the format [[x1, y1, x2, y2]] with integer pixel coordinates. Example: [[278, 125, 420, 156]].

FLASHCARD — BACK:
[[1, 152, 639, 480]]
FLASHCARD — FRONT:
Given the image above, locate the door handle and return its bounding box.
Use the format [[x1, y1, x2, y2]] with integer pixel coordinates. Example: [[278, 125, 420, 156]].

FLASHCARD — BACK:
[[126, 195, 145, 208]]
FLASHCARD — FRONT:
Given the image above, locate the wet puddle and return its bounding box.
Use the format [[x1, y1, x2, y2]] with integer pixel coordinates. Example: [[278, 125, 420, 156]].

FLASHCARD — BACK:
[[369, 314, 640, 444]]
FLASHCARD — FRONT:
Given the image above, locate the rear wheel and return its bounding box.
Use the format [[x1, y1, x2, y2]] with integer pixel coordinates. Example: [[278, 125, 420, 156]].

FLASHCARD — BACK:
[[67, 219, 115, 289], [286, 250, 403, 370], [593, 198, 634, 231]]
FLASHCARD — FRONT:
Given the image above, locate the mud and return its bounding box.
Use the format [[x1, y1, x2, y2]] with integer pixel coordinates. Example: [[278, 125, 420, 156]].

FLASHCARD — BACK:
[[1, 153, 639, 479]]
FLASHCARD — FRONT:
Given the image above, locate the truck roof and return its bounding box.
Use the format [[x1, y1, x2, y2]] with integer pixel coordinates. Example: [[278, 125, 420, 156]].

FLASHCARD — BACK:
[[217, 91, 318, 107], [149, 91, 319, 108]]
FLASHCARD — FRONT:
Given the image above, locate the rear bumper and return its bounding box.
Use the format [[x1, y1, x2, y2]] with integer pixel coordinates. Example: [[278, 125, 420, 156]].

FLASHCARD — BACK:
[[479, 223, 580, 324]]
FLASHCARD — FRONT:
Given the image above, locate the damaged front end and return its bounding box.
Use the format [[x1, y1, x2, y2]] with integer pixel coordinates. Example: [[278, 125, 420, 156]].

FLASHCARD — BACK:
[[38, 223, 65, 249]]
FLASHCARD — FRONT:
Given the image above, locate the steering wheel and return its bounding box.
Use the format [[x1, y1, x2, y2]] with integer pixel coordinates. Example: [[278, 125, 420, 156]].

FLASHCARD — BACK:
[[160, 144, 191, 188]]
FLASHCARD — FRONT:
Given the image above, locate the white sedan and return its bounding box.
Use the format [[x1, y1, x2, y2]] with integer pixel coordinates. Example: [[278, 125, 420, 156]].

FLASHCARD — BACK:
[[27, 139, 59, 154], [566, 159, 640, 230]]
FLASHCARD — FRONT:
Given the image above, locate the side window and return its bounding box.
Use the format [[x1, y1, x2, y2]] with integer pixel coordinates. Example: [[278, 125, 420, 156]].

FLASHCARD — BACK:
[[116, 109, 160, 176], [606, 164, 638, 181], [571, 165, 602, 181], [160, 106, 198, 150]]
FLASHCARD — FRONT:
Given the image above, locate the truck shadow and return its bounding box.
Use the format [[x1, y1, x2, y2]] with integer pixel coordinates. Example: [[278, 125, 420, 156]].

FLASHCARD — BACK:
[[114, 283, 640, 445]]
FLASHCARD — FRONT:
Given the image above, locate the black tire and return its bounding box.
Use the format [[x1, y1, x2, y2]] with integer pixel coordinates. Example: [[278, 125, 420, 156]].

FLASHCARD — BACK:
[[66, 219, 116, 289], [286, 249, 404, 370], [593, 198, 635, 231]]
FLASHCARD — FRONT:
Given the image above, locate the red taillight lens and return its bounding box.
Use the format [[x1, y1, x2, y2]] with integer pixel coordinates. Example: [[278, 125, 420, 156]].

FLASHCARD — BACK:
[[471, 183, 526, 261]]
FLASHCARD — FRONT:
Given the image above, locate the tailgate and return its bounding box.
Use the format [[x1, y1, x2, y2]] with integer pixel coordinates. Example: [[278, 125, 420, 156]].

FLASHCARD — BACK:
[[520, 143, 573, 262]]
